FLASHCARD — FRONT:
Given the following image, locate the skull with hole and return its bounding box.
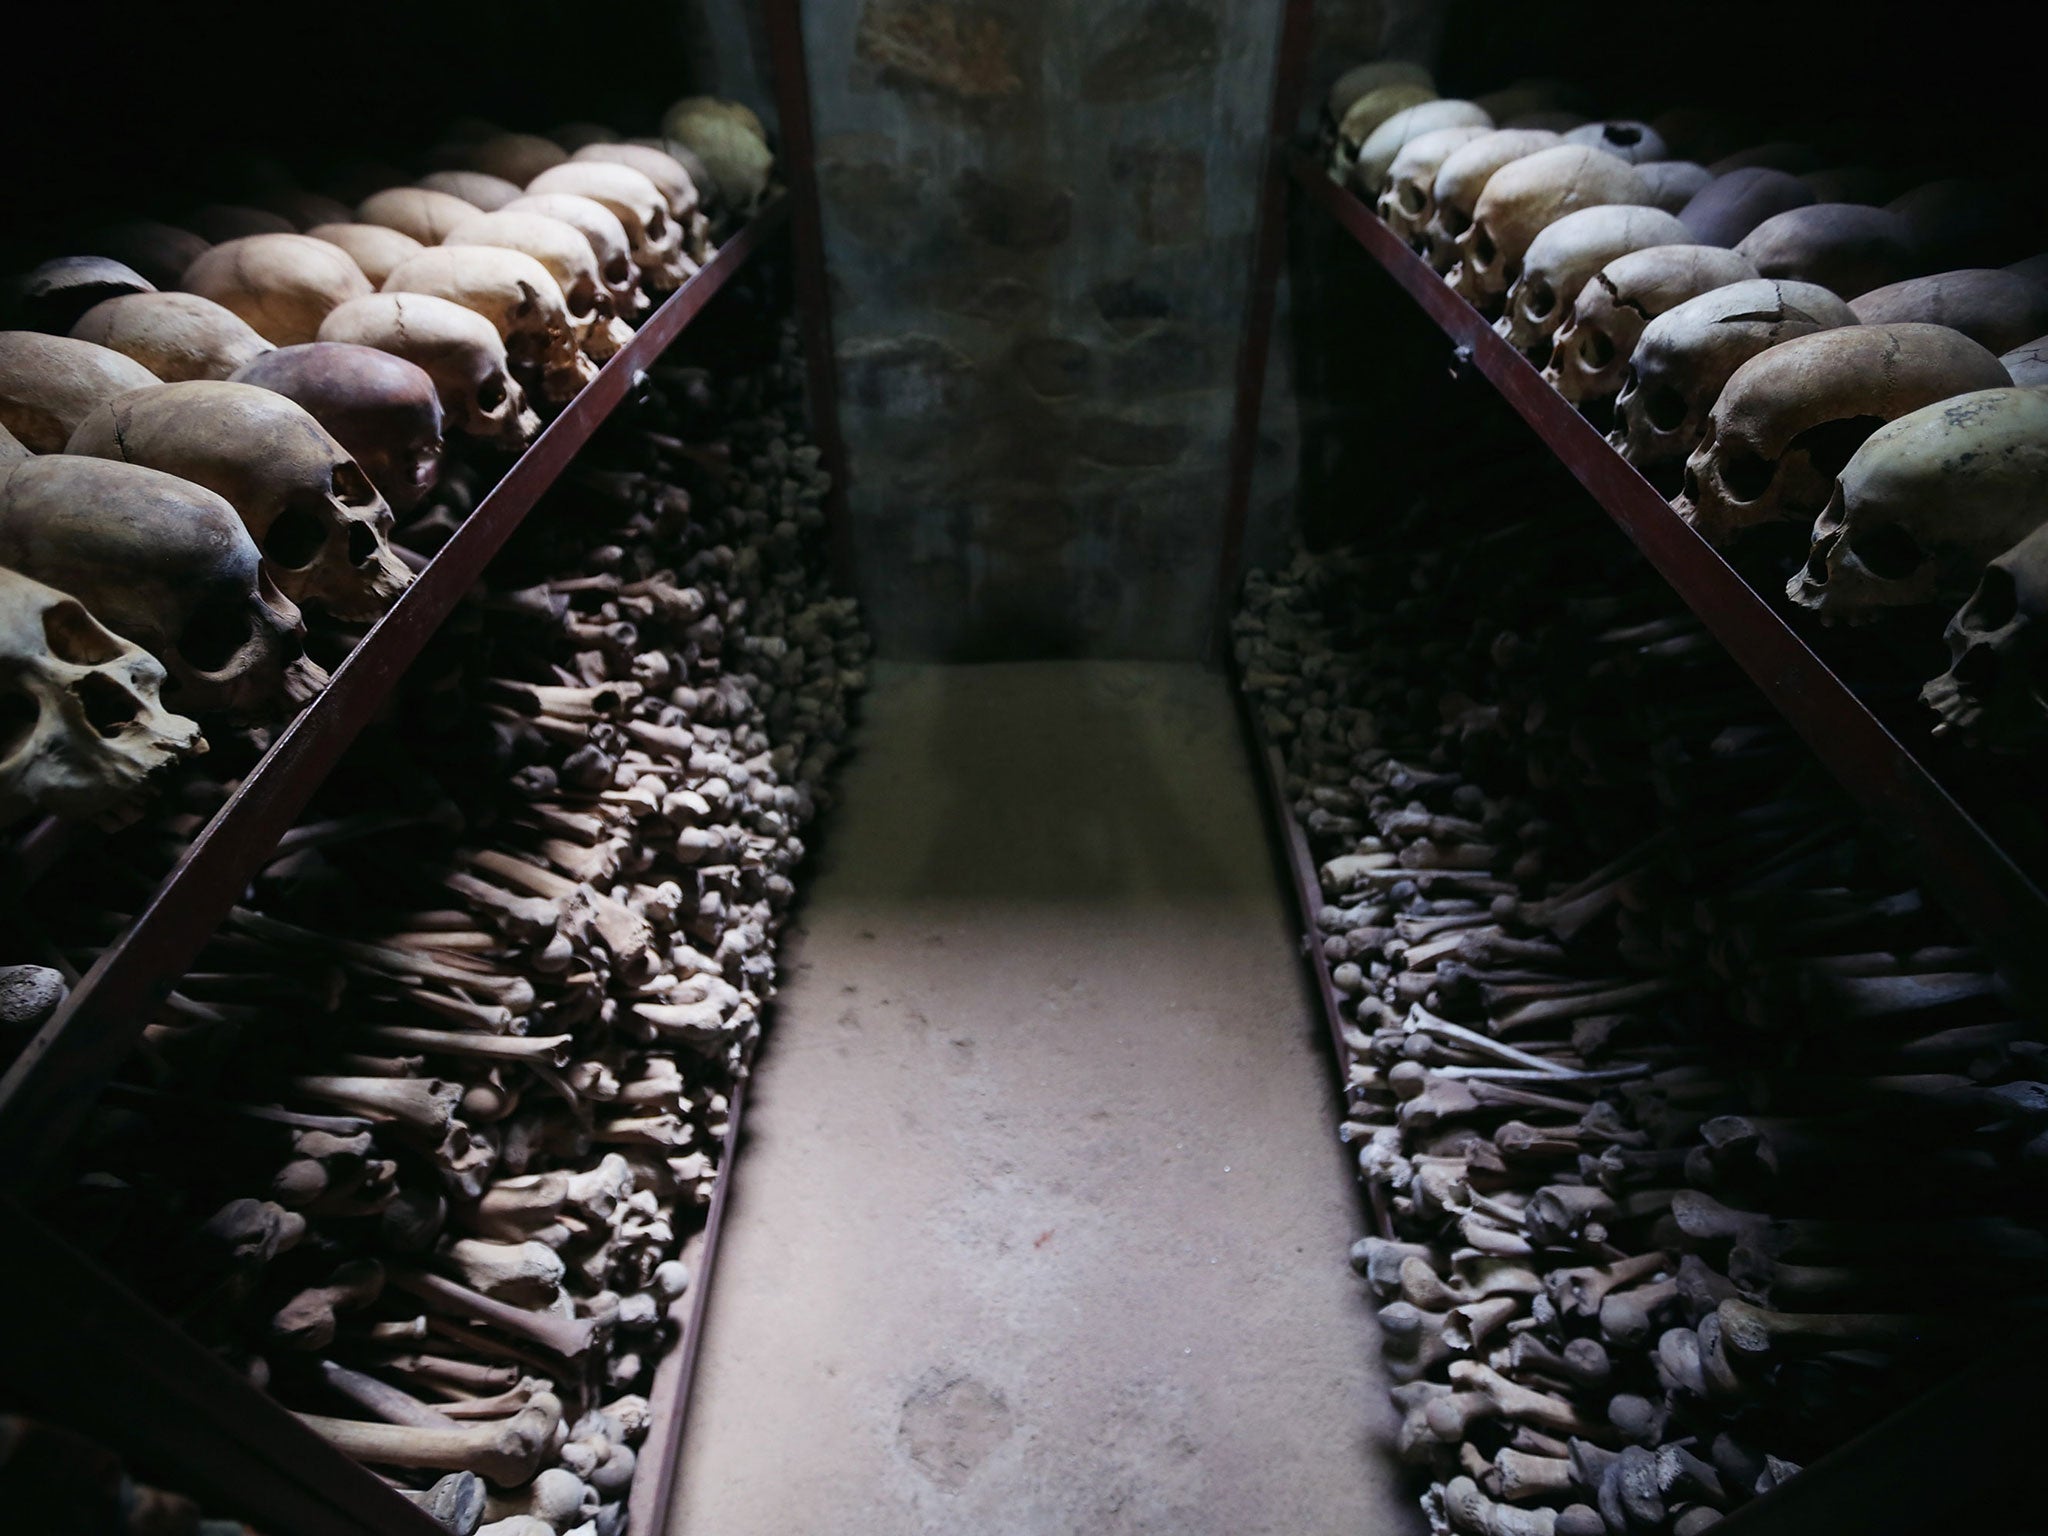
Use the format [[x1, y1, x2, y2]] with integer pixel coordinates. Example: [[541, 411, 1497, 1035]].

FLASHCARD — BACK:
[[357, 188, 481, 247], [181, 234, 373, 346], [503, 194, 645, 321], [1496, 205, 1693, 364], [1679, 324, 2011, 547], [1378, 126, 1493, 250], [66, 381, 413, 622], [1790, 387, 2048, 623], [1921, 520, 2048, 748], [1849, 270, 2048, 356], [2001, 334, 2048, 387], [1422, 129, 1562, 274], [229, 343, 445, 513], [443, 211, 632, 363], [383, 247, 596, 405], [525, 163, 687, 297], [13, 257, 155, 335], [318, 292, 540, 450], [1353, 101, 1493, 199], [1609, 278, 1857, 493], [304, 224, 425, 288], [70, 292, 274, 382], [1451, 145, 1651, 313], [0, 332, 162, 451], [1635, 161, 1713, 215], [0, 563, 205, 827], [1735, 204, 1924, 298], [1679, 167, 1817, 247], [1564, 120, 1669, 165], [1544, 244, 1760, 408], [416, 171, 525, 212], [0, 456, 322, 718]]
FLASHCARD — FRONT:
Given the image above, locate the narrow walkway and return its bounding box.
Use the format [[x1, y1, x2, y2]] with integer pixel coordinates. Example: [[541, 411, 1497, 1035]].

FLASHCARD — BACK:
[[670, 662, 1417, 1535]]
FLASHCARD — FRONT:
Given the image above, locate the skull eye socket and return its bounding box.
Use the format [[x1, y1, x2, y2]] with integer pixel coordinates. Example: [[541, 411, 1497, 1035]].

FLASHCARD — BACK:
[[477, 373, 508, 411], [1440, 208, 1471, 239], [1850, 523, 1930, 581], [348, 521, 384, 568], [331, 460, 379, 508], [264, 504, 330, 571], [566, 283, 596, 319], [1523, 280, 1556, 319], [1643, 385, 1688, 432], [44, 601, 125, 667], [73, 672, 143, 736], [0, 691, 37, 759], [604, 256, 631, 285], [1718, 448, 1775, 503], [1581, 330, 1615, 369], [177, 598, 254, 675], [1967, 565, 2020, 632], [645, 208, 668, 239], [1398, 182, 1428, 215], [1471, 226, 1496, 266]]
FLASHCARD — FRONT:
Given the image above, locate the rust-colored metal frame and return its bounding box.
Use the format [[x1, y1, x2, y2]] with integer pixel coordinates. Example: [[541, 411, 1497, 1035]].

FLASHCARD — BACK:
[[1288, 152, 2048, 1010], [0, 200, 787, 1184]]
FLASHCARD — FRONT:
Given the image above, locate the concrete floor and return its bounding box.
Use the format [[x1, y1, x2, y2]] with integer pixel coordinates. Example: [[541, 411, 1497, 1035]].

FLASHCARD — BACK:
[[668, 662, 1418, 1536]]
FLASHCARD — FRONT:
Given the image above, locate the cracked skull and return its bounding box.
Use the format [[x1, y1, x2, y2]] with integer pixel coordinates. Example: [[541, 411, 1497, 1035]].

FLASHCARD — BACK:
[[69, 291, 274, 382], [180, 233, 373, 346], [525, 162, 688, 297], [1377, 125, 1492, 250], [319, 292, 541, 450], [229, 342, 446, 514], [503, 193, 646, 322], [1544, 244, 1759, 408], [1450, 145, 1650, 312], [1495, 205, 1693, 364], [0, 331, 162, 452], [383, 245, 597, 405], [444, 209, 633, 364]]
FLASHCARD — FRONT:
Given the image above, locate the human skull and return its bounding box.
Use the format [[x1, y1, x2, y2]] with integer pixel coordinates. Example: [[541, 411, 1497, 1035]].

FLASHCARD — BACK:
[[1564, 120, 1669, 165], [1543, 244, 1759, 407], [318, 292, 540, 450], [1450, 146, 1650, 312], [357, 188, 481, 246], [1921, 520, 2048, 748], [14, 257, 155, 335], [1678, 168, 1817, 247], [1736, 204, 1923, 298], [1634, 161, 1712, 215], [573, 144, 701, 225], [304, 224, 425, 288], [1496, 205, 1693, 363], [416, 171, 525, 212], [181, 234, 373, 346], [1353, 101, 1493, 197], [229, 343, 445, 513], [383, 246, 596, 405], [0, 332, 161, 451], [0, 455, 322, 718], [525, 163, 687, 296], [503, 194, 645, 321], [1789, 388, 2048, 624], [1679, 324, 2012, 547], [661, 98, 773, 215], [1327, 61, 1434, 127], [1378, 126, 1492, 249], [441, 132, 570, 188], [0, 564, 205, 827], [2001, 333, 2048, 387], [1849, 270, 2048, 356], [1332, 82, 1438, 173], [1422, 130, 1562, 273], [70, 292, 274, 382], [2008, 254, 2048, 288], [89, 222, 211, 291], [1609, 278, 1857, 491], [66, 380, 413, 623], [443, 210, 631, 363]]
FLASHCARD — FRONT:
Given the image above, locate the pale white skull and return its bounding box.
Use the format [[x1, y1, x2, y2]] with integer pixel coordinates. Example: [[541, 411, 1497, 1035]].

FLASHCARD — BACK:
[[503, 193, 646, 321], [357, 188, 481, 246], [2001, 333, 2048, 387], [573, 144, 701, 225], [525, 163, 688, 296], [1422, 129, 1562, 274], [0, 455, 323, 719], [1790, 387, 2048, 622], [69, 292, 274, 382], [1679, 324, 2012, 547], [1677, 167, 1816, 247], [1332, 82, 1438, 173], [1635, 161, 1712, 215], [0, 332, 162, 451], [305, 223, 426, 287], [1495, 205, 1693, 362], [1921, 520, 2048, 749], [0, 564, 205, 827], [181, 234, 373, 345], [1849, 270, 2048, 356], [1735, 203, 1924, 299], [416, 171, 526, 212], [319, 292, 541, 450], [1608, 278, 1857, 492], [1564, 120, 1669, 165], [383, 247, 596, 406], [444, 210, 633, 363], [1353, 101, 1493, 198], [1377, 126, 1492, 250], [1543, 244, 1759, 408], [1450, 145, 1650, 312], [66, 380, 413, 623]]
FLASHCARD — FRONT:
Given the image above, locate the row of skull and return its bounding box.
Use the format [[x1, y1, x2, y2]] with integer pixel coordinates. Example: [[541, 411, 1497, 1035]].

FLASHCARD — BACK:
[[0, 100, 772, 827], [1336, 64, 2048, 752]]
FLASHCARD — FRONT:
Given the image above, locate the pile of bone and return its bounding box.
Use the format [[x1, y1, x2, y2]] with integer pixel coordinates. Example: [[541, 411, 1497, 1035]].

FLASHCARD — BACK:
[[0, 97, 773, 832], [0, 1412, 264, 1536], [34, 328, 865, 1536], [1235, 500, 2041, 1536], [1328, 62, 2048, 754]]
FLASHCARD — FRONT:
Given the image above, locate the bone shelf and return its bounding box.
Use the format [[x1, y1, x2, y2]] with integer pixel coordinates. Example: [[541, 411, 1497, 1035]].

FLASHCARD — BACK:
[[1285, 148, 2048, 1013], [0, 197, 788, 1183]]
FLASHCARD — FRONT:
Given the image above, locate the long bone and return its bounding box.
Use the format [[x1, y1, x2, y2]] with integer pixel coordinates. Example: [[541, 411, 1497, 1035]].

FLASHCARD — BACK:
[[391, 1269, 597, 1357], [296, 1395, 559, 1487]]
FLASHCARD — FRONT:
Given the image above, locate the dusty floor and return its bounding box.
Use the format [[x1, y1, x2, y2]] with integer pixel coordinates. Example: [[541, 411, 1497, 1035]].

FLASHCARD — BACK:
[[668, 662, 1417, 1535]]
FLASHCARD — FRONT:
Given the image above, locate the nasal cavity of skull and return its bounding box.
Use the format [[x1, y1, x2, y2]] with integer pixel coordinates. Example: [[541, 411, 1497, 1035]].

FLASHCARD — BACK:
[[0, 691, 36, 758], [73, 671, 143, 735], [264, 503, 331, 571], [179, 599, 255, 675], [347, 520, 382, 568], [1802, 529, 1842, 585], [44, 602, 126, 667], [1471, 226, 1496, 266], [1846, 523, 1928, 581], [1787, 416, 1886, 488]]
